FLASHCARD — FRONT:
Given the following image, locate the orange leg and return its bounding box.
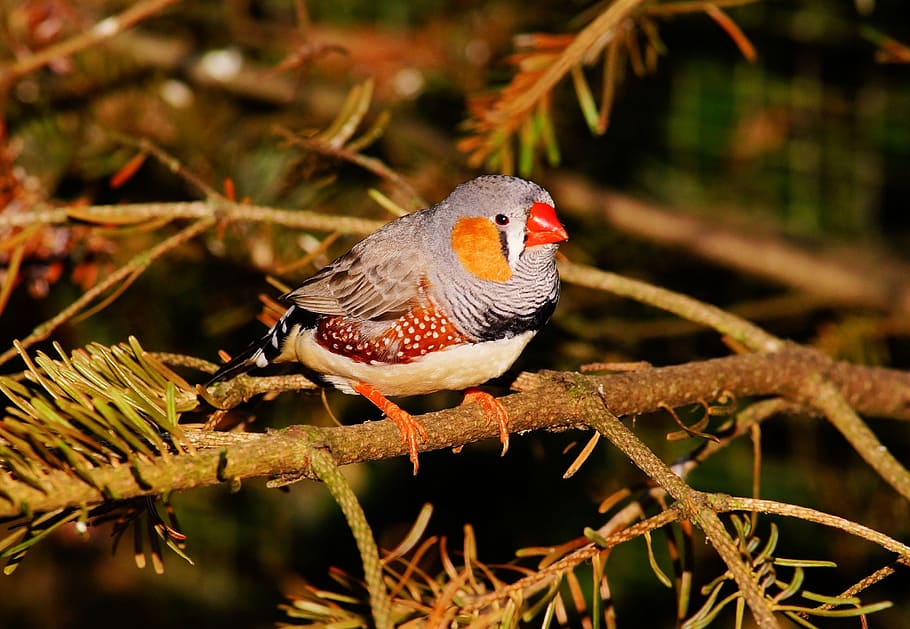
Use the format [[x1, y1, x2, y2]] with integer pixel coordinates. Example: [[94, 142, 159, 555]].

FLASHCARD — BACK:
[[353, 381, 427, 475], [461, 388, 510, 456]]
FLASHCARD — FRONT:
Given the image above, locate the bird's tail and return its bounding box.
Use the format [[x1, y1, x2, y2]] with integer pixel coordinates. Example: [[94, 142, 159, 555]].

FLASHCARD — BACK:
[[206, 305, 314, 385]]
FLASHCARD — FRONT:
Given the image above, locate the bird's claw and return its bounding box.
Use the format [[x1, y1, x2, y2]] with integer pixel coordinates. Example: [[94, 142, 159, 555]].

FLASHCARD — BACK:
[[462, 388, 510, 456]]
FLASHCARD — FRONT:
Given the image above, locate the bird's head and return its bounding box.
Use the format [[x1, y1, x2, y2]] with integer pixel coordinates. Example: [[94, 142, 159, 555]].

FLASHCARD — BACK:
[[437, 175, 568, 283]]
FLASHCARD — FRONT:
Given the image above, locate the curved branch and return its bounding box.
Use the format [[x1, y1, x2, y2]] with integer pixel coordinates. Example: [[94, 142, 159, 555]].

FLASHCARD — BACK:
[[463, 491, 910, 616], [709, 495, 910, 560], [558, 260, 783, 352], [794, 375, 910, 502]]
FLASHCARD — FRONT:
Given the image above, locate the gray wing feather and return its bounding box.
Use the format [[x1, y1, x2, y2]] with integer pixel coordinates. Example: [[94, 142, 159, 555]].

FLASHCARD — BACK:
[[282, 214, 428, 320]]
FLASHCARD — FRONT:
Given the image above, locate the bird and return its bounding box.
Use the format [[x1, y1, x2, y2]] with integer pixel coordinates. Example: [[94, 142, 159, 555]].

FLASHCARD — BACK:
[[208, 175, 568, 473]]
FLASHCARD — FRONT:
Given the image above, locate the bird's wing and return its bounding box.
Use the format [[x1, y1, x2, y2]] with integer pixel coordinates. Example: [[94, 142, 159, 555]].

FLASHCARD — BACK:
[[282, 221, 427, 320]]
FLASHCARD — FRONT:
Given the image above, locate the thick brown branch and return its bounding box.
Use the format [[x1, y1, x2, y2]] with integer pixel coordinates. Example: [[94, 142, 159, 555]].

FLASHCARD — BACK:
[[1, 347, 907, 518]]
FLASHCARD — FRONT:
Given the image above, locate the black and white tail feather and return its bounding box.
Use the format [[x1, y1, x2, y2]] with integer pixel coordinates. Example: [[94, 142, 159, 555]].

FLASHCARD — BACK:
[[207, 305, 316, 385]]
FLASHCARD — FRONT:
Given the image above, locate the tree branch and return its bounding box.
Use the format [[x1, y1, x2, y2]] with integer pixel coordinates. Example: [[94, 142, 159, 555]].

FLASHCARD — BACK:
[[579, 385, 779, 628], [558, 260, 783, 352], [2, 346, 908, 519]]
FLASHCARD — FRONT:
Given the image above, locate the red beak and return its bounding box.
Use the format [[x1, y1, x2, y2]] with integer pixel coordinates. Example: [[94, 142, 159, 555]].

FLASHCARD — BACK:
[[525, 202, 568, 246]]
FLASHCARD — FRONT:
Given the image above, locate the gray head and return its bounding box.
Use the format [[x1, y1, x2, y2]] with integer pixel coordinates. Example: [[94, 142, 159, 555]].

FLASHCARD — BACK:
[[417, 175, 567, 340], [423, 175, 565, 280]]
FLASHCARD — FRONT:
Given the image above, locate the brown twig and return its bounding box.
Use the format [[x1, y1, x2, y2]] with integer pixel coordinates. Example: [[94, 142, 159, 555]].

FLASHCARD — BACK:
[[461, 509, 680, 614], [0, 200, 386, 233], [810, 563, 901, 615], [0, 0, 182, 88], [558, 260, 784, 352], [275, 128, 427, 210], [462, 0, 646, 166], [0, 217, 214, 366], [708, 495, 910, 559]]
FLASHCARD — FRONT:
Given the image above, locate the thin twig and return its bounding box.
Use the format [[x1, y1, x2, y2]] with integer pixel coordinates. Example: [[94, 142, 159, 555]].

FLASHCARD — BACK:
[[0, 217, 214, 366], [276, 127, 427, 209], [709, 495, 910, 559], [795, 375, 910, 502], [464, 0, 646, 165], [110, 135, 222, 200], [0, 0, 182, 87], [810, 563, 900, 614], [306, 432, 393, 629], [0, 201, 385, 234], [461, 509, 680, 613], [558, 260, 784, 352]]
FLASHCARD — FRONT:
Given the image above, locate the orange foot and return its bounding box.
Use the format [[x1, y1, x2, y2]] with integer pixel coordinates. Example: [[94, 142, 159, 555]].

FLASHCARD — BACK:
[[461, 387, 510, 456], [353, 381, 428, 475]]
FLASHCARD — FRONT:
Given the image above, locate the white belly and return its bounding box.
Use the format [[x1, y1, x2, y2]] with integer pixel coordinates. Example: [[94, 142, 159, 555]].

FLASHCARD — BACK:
[[285, 329, 536, 396]]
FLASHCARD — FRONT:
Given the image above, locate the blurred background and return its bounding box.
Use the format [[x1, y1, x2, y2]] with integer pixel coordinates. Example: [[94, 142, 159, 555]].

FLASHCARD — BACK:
[[1, 1, 909, 627]]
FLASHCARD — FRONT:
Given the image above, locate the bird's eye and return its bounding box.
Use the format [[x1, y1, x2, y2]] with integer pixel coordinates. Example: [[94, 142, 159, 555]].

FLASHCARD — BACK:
[[494, 214, 510, 226]]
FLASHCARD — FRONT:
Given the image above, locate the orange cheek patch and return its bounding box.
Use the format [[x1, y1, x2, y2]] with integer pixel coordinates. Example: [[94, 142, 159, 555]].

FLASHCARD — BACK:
[[451, 217, 512, 282]]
